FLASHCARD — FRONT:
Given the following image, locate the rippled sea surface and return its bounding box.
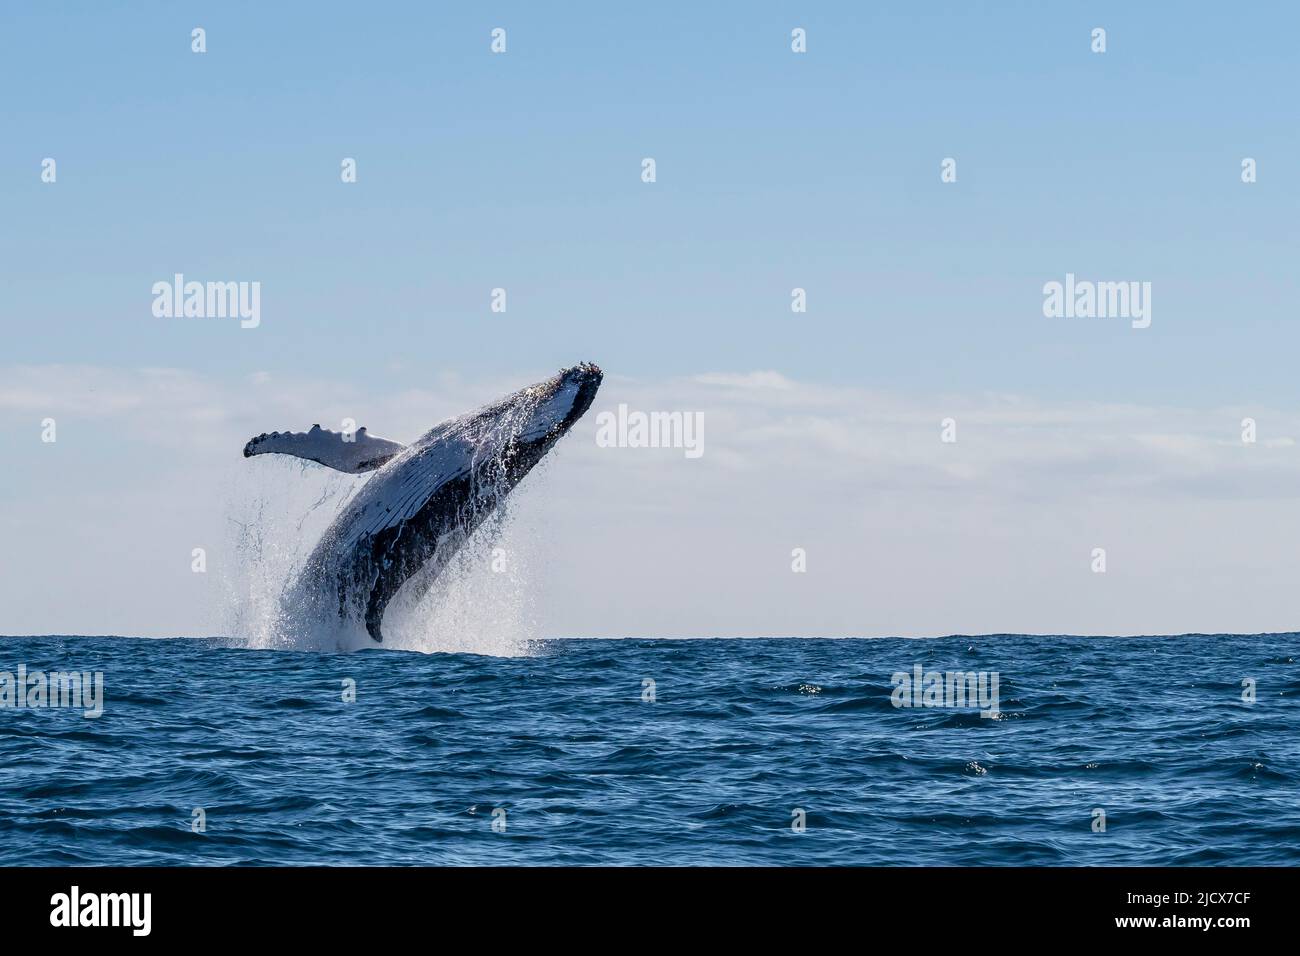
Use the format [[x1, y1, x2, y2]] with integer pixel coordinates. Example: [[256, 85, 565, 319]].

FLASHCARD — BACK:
[[0, 635, 1296, 865]]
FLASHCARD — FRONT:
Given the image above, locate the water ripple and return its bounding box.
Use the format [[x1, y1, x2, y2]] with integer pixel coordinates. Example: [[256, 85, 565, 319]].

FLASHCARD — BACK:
[[0, 633, 1296, 864]]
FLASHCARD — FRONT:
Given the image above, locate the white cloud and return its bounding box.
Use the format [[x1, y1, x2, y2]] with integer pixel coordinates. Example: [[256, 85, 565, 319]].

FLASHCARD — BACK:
[[693, 370, 795, 390]]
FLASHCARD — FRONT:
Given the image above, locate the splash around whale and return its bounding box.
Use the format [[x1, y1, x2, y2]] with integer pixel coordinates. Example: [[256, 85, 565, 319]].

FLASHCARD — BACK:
[[242, 363, 602, 648]]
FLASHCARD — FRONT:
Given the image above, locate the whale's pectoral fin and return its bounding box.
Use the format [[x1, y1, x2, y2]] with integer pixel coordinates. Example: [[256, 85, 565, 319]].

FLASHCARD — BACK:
[[243, 425, 406, 474]]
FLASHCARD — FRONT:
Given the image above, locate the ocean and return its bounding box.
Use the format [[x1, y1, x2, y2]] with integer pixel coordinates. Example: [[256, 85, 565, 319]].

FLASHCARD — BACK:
[[0, 634, 1296, 865]]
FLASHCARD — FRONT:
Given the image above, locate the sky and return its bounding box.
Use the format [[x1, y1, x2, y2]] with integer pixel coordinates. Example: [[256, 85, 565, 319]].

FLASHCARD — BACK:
[[2, 2, 1299, 639]]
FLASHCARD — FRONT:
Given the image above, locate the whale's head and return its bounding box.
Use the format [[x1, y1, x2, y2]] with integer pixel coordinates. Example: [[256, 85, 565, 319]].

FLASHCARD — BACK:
[[454, 361, 604, 483], [514, 361, 604, 452]]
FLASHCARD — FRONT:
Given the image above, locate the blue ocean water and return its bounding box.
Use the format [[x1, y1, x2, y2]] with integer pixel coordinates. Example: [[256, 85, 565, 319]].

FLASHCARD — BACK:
[[0, 634, 1296, 865]]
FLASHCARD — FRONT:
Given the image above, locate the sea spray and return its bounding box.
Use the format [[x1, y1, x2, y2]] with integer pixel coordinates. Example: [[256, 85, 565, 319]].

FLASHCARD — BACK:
[[379, 413, 547, 657], [381, 501, 542, 657], [219, 451, 544, 656], [217, 456, 362, 650]]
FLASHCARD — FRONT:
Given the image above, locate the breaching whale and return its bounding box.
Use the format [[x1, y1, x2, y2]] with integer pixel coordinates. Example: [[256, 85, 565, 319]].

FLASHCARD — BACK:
[[243, 363, 602, 644]]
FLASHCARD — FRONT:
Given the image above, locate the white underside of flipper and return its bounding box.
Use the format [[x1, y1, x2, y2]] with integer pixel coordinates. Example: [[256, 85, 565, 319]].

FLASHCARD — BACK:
[[243, 425, 406, 474]]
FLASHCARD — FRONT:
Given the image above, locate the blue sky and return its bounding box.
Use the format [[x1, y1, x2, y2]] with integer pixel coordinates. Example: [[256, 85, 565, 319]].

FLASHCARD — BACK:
[[4, 1, 1296, 397], [3, 3, 1299, 639]]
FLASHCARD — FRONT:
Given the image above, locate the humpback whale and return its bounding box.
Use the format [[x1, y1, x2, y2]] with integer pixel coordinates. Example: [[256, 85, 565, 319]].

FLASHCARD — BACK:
[[243, 363, 602, 644]]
